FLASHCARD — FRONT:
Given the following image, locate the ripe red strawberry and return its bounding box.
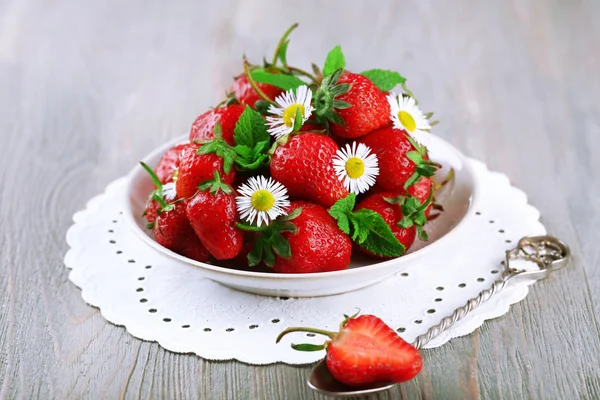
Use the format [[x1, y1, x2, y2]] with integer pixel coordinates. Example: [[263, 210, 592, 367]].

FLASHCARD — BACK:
[[355, 192, 417, 255], [271, 201, 352, 273], [270, 133, 348, 208], [314, 71, 390, 139], [186, 172, 243, 260], [277, 314, 422, 386], [189, 105, 245, 146], [358, 127, 415, 191], [230, 75, 283, 107], [153, 200, 192, 250], [155, 144, 191, 184], [176, 145, 236, 199], [178, 233, 212, 263], [140, 162, 211, 262]]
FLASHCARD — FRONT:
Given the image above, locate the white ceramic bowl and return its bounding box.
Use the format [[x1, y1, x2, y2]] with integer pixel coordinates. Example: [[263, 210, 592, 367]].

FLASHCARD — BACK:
[[124, 133, 479, 297]]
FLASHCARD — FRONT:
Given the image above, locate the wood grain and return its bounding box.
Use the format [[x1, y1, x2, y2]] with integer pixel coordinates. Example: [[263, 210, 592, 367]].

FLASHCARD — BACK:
[[1, 0, 599, 398]]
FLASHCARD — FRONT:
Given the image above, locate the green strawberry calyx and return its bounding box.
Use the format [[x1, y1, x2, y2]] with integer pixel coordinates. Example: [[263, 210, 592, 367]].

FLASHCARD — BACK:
[[236, 208, 302, 268], [404, 135, 442, 189], [329, 193, 406, 258], [313, 68, 352, 128], [198, 171, 233, 195], [140, 162, 175, 228], [384, 186, 435, 241]]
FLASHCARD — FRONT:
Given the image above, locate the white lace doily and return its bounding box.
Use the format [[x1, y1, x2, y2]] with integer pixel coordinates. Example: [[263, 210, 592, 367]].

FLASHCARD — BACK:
[[64, 158, 545, 365]]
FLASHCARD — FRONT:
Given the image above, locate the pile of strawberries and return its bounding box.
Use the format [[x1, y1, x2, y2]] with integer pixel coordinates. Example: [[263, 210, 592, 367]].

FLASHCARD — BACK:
[[143, 24, 443, 274]]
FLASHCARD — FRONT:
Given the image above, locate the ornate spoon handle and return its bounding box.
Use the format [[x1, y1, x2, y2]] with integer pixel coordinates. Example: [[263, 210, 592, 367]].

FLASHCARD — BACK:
[[411, 235, 570, 349]]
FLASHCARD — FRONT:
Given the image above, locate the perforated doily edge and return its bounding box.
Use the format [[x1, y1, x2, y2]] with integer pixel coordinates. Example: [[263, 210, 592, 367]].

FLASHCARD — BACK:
[[64, 159, 545, 365]]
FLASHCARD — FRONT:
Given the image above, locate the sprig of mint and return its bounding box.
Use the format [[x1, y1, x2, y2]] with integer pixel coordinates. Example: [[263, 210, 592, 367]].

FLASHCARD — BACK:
[[404, 135, 441, 189], [329, 194, 406, 257], [237, 208, 303, 267], [251, 68, 307, 90], [197, 106, 271, 172], [323, 45, 346, 77], [385, 187, 434, 241], [360, 69, 406, 92]]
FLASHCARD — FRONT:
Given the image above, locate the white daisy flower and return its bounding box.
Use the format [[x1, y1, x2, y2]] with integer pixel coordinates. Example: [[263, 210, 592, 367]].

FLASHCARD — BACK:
[[332, 142, 379, 194], [236, 176, 290, 227], [266, 85, 314, 139], [387, 93, 431, 134]]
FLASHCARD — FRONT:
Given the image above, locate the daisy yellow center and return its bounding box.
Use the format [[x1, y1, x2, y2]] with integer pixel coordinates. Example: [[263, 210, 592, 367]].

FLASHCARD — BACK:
[[251, 190, 275, 211], [283, 104, 305, 127], [345, 157, 365, 179], [398, 111, 416, 132]]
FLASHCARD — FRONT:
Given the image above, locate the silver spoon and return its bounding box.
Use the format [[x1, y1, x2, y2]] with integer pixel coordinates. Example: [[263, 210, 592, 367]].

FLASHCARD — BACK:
[[307, 235, 571, 397]]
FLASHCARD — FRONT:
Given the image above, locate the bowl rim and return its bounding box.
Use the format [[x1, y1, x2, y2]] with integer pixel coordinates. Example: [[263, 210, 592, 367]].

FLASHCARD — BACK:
[[124, 134, 481, 280]]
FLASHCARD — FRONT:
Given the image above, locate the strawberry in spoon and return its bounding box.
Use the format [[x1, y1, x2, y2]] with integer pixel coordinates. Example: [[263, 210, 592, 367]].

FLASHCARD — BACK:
[[276, 313, 422, 387]]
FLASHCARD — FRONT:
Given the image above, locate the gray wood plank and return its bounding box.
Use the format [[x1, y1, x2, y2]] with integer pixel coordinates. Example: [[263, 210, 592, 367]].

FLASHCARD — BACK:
[[1, 0, 599, 398]]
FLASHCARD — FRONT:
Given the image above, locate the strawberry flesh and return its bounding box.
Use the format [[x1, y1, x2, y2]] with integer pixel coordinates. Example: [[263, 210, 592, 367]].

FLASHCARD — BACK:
[[326, 315, 422, 386]]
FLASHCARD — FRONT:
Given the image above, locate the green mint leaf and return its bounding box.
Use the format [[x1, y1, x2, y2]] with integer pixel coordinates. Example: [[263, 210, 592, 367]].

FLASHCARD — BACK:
[[251, 68, 306, 91], [323, 45, 346, 77], [233, 144, 252, 158], [234, 106, 269, 147], [278, 40, 290, 66], [361, 69, 406, 91], [329, 194, 356, 219], [292, 107, 303, 132], [352, 209, 406, 257], [336, 214, 351, 235]]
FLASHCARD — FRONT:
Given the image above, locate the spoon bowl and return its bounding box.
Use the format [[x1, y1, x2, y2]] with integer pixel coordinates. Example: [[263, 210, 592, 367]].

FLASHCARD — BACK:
[[308, 360, 395, 398]]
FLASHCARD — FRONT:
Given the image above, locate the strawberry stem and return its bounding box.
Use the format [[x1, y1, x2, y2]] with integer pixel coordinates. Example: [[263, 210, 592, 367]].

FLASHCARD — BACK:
[[243, 57, 276, 104], [276, 327, 337, 343], [271, 23, 298, 66]]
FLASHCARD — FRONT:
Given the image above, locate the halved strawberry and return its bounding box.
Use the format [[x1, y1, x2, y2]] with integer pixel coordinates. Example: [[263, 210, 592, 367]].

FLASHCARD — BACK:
[[277, 314, 422, 386]]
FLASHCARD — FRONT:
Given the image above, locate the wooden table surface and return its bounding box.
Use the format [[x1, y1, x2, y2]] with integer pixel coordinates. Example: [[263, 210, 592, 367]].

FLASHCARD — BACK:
[[1, 0, 599, 398]]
